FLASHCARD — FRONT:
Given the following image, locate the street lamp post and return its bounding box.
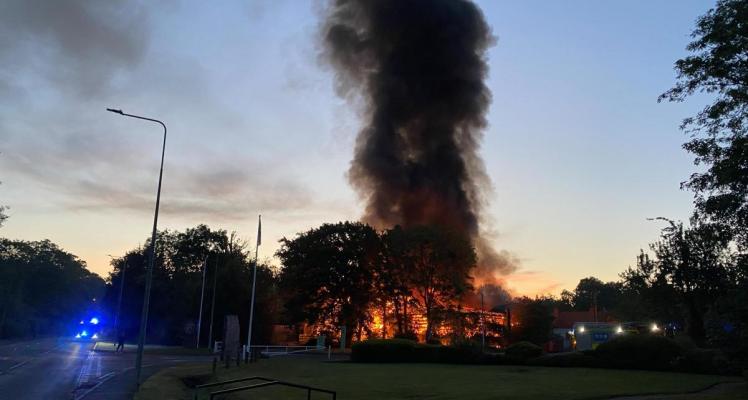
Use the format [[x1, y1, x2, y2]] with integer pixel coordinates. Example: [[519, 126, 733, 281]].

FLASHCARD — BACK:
[[207, 256, 218, 351], [107, 108, 166, 389], [196, 256, 208, 349]]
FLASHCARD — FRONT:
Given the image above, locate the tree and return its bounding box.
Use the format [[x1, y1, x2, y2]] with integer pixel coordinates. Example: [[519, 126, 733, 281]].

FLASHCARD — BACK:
[[103, 225, 277, 346], [378, 225, 419, 337], [659, 0, 748, 247], [398, 225, 476, 340], [510, 296, 555, 346], [562, 277, 624, 314], [621, 217, 734, 345], [277, 222, 381, 344], [0, 239, 105, 338]]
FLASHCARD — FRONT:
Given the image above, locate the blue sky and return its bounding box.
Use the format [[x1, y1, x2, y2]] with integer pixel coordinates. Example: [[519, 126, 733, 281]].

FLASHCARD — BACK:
[[0, 0, 715, 294]]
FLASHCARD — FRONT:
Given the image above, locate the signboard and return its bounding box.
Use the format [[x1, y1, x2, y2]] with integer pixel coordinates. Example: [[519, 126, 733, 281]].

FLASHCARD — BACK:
[[592, 332, 609, 342], [223, 315, 240, 362]]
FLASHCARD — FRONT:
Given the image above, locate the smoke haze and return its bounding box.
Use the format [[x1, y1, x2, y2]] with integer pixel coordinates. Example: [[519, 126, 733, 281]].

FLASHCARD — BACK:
[[322, 0, 518, 279]]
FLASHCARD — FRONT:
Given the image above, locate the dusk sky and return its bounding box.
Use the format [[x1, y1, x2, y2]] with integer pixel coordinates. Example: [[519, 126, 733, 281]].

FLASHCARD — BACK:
[[0, 0, 715, 295]]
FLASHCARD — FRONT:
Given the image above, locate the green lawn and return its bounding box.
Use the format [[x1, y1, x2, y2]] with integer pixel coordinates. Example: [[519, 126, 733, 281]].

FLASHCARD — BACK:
[[135, 357, 743, 400], [93, 341, 209, 356]]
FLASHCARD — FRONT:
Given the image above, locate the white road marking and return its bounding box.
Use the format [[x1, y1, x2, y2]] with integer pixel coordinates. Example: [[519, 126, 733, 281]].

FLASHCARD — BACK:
[[76, 351, 96, 387]]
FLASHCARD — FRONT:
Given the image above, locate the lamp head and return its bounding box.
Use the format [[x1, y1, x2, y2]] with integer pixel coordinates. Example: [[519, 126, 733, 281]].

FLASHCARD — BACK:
[[106, 108, 123, 115]]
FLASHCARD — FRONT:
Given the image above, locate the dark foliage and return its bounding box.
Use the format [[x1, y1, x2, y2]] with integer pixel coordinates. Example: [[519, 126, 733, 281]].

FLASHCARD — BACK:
[[509, 297, 555, 345], [594, 335, 683, 371], [351, 338, 485, 364], [0, 239, 105, 338], [103, 225, 278, 346], [351, 339, 418, 363], [504, 341, 543, 363], [659, 0, 748, 248]]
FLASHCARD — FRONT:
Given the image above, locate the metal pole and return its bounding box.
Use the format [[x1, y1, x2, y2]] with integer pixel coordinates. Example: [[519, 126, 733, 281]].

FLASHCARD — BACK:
[[246, 215, 261, 357], [108, 254, 127, 334], [106, 108, 166, 389], [480, 291, 485, 351], [208, 256, 218, 350], [115, 260, 127, 333], [196, 256, 208, 348]]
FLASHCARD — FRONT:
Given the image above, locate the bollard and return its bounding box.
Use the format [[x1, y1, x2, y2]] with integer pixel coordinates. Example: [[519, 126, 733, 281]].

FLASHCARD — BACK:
[[328, 345, 331, 360], [236, 347, 241, 367], [212, 357, 217, 375]]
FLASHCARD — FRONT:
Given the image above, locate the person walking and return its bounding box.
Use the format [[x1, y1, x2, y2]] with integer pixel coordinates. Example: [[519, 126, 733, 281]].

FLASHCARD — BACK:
[[116, 330, 126, 353]]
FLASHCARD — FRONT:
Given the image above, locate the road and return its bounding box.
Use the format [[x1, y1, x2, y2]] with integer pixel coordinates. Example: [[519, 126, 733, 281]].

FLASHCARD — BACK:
[[0, 338, 210, 400]]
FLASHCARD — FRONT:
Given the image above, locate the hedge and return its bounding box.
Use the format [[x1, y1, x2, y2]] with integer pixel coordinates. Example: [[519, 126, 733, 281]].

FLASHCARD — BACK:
[[351, 339, 485, 364], [504, 341, 543, 364], [352, 336, 740, 375], [351, 339, 417, 363], [594, 335, 682, 371]]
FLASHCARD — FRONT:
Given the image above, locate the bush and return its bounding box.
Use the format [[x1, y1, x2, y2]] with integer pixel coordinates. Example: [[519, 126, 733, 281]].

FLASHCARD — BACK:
[[351, 339, 416, 362], [351, 339, 486, 364], [393, 331, 419, 341], [673, 348, 737, 375], [438, 341, 483, 364], [595, 335, 682, 370], [505, 341, 543, 364], [527, 352, 602, 368]]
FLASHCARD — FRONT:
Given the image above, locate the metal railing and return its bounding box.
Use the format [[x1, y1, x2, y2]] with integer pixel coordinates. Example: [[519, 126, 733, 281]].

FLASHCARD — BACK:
[[193, 375, 336, 400], [194, 376, 272, 400], [249, 345, 324, 357]]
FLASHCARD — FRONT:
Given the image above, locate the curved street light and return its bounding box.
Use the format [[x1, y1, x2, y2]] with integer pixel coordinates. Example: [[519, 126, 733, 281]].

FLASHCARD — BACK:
[[107, 108, 166, 389]]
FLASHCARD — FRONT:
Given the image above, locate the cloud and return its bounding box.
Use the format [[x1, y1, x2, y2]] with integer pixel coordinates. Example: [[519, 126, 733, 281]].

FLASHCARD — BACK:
[[0, 0, 149, 97], [1, 128, 314, 221], [0, 1, 322, 223]]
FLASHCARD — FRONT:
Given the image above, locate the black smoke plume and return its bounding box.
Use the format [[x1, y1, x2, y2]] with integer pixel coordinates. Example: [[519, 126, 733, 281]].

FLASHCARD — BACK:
[[323, 0, 517, 278]]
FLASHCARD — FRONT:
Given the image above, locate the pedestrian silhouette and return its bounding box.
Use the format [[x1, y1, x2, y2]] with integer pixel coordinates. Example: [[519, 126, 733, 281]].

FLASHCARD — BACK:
[[116, 331, 125, 352]]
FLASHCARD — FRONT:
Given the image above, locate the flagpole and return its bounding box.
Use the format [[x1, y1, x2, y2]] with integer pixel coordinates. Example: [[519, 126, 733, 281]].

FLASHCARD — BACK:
[[246, 215, 261, 359]]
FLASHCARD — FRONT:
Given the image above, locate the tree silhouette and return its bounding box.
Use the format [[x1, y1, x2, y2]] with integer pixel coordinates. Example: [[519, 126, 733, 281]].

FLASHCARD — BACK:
[[660, 0, 748, 247]]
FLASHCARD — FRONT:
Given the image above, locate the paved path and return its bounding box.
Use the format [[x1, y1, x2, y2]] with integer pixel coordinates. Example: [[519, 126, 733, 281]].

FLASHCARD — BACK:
[[0, 338, 211, 399], [610, 382, 748, 399]]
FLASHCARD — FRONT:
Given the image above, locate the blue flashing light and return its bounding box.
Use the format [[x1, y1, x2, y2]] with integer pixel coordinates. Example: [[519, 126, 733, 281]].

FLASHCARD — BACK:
[[79, 320, 84, 325], [90, 317, 99, 325], [81, 330, 88, 337], [75, 333, 81, 339]]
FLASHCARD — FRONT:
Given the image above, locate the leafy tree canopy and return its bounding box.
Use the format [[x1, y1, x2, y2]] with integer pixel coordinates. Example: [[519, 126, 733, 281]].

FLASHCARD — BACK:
[[660, 0, 748, 246]]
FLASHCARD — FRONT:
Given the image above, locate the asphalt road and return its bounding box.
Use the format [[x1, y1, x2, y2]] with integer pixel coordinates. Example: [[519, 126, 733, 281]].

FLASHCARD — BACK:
[[0, 338, 211, 400]]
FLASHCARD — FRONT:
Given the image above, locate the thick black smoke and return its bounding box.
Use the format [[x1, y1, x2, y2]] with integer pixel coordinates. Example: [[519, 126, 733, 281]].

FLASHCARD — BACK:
[[323, 0, 517, 278]]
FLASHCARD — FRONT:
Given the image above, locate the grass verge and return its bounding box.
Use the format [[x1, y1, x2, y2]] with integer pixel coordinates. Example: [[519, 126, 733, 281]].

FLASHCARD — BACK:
[[93, 341, 210, 356], [135, 356, 743, 400]]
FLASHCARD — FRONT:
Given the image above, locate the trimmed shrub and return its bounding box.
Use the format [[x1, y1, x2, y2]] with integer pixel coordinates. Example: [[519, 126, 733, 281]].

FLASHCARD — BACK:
[[413, 344, 440, 363], [393, 331, 419, 341], [438, 341, 483, 364], [505, 341, 543, 364], [351, 339, 485, 364], [674, 348, 737, 375], [595, 335, 682, 370], [351, 339, 416, 362]]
